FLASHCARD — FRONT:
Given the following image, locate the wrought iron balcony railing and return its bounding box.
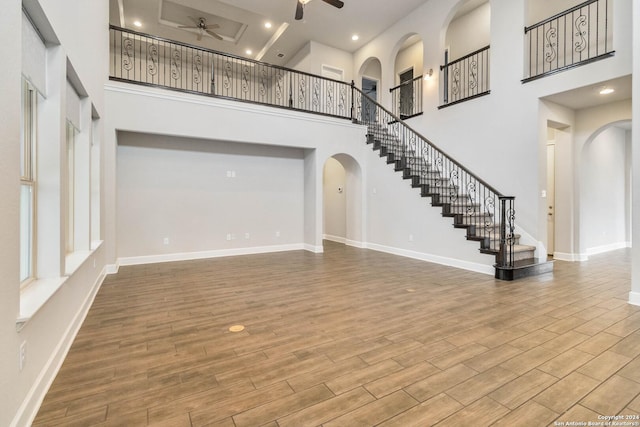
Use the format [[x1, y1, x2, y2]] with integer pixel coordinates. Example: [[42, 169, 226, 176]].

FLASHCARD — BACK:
[[109, 25, 353, 120], [523, 0, 614, 82], [439, 45, 490, 108], [389, 76, 423, 120]]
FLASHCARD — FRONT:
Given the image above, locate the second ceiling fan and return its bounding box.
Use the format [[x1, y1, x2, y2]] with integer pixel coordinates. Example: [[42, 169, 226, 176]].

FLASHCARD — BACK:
[[295, 0, 344, 20]]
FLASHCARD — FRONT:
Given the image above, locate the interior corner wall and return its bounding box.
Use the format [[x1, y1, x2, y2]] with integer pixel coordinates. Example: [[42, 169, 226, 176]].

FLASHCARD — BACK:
[[581, 127, 629, 254], [116, 133, 305, 260], [574, 99, 632, 257], [539, 100, 576, 259]]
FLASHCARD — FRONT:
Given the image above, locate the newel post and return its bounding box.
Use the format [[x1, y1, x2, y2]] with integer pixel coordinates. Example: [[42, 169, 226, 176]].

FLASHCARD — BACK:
[[499, 196, 516, 268]]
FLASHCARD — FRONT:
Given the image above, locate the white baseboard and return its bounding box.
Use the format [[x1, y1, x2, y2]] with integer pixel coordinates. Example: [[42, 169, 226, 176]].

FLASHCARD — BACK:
[[553, 252, 588, 262], [345, 239, 365, 249], [304, 244, 324, 253], [322, 235, 364, 248], [365, 242, 494, 276], [587, 242, 631, 256], [12, 268, 107, 427], [105, 263, 119, 274], [323, 234, 346, 244], [629, 292, 640, 307], [118, 244, 306, 266]]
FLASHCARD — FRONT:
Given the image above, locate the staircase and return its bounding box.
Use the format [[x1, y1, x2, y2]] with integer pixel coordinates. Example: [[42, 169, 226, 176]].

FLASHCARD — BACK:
[[358, 107, 553, 280]]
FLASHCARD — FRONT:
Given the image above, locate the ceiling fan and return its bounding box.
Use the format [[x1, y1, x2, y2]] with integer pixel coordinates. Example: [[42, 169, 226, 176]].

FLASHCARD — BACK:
[[295, 0, 344, 21], [178, 16, 223, 41]]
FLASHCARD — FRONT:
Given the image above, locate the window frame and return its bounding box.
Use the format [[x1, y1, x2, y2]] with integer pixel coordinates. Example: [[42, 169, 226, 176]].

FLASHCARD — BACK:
[[20, 78, 37, 286]]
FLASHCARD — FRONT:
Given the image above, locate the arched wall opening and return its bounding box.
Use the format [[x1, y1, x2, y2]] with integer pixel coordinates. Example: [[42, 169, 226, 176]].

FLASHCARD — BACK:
[[358, 57, 382, 122], [322, 154, 364, 246], [443, 0, 490, 61], [579, 121, 632, 256], [391, 34, 424, 119], [440, 0, 490, 105]]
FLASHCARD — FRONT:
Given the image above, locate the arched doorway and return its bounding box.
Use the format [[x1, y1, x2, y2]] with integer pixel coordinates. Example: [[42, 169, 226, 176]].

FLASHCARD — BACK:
[[579, 121, 632, 257], [392, 34, 424, 119], [322, 154, 364, 247]]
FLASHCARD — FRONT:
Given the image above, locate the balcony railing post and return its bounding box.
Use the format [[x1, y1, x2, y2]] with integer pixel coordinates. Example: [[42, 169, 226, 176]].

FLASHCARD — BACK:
[[498, 196, 515, 268], [350, 80, 356, 123]]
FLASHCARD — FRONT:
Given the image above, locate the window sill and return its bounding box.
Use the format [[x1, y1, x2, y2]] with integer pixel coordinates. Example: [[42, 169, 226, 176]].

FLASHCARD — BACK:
[[65, 250, 93, 276], [17, 241, 104, 331], [17, 277, 67, 331]]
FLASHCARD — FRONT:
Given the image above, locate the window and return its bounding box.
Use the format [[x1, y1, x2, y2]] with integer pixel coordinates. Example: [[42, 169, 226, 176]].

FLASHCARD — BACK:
[[20, 79, 37, 284], [66, 120, 77, 254]]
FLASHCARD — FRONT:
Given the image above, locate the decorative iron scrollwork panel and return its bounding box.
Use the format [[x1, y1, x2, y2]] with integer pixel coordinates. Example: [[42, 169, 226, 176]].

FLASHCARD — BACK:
[[147, 44, 158, 76], [171, 48, 181, 81], [544, 27, 558, 63], [574, 14, 588, 53], [122, 38, 134, 71]]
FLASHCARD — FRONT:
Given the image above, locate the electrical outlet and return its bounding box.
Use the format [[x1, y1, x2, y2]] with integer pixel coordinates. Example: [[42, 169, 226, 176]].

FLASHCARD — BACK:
[[19, 341, 26, 371], [275, 231, 281, 238], [226, 233, 232, 241], [245, 233, 250, 239], [409, 234, 414, 242], [163, 237, 170, 245]]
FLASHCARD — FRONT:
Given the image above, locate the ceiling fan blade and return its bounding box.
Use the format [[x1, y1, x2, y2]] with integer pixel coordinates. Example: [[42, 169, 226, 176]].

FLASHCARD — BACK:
[[177, 25, 197, 29], [197, 31, 202, 41], [205, 29, 223, 40], [295, 1, 304, 20], [187, 16, 200, 25], [322, 0, 344, 8], [208, 23, 220, 29]]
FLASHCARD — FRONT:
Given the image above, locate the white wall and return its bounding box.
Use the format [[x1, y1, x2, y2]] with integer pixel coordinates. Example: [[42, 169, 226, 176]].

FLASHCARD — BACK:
[[574, 100, 632, 257], [446, 2, 491, 59], [287, 40, 353, 82], [526, 0, 588, 26], [365, 148, 494, 274], [581, 126, 630, 253], [0, 1, 23, 425], [2, 0, 109, 426], [104, 83, 367, 263], [395, 40, 424, 83], [117, 133, 305, 260], [323, 157, 347, 241]]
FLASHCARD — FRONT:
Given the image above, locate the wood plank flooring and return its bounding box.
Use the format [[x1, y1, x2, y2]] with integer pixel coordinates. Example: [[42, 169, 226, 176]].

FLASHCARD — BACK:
[[34, 242, 640, 426]]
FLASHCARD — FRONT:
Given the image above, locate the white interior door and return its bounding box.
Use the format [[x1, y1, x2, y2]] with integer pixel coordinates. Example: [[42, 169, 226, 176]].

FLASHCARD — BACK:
[[547, 143, 556, 256]]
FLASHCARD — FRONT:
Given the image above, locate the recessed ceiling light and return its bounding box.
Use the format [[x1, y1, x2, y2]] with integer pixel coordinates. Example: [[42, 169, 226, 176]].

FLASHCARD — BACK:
[[599, 87, 615, 95], [133, 20, 142, 27], [246, 49, 253, 55], [352, 34, 359, 41], [265, 22, 272, 29]]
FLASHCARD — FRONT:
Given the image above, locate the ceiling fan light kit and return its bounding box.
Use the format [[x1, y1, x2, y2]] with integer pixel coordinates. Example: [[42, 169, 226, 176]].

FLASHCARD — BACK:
[[295, 0, 344, 21]]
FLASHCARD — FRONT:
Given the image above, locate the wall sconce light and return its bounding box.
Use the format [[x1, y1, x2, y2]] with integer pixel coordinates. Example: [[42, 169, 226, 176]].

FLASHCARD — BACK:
[[424, 68, 434, 80]]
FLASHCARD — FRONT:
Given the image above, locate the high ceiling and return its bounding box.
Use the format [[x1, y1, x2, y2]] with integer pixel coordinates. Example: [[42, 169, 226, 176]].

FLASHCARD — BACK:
[[109, 0, 430, 66]]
